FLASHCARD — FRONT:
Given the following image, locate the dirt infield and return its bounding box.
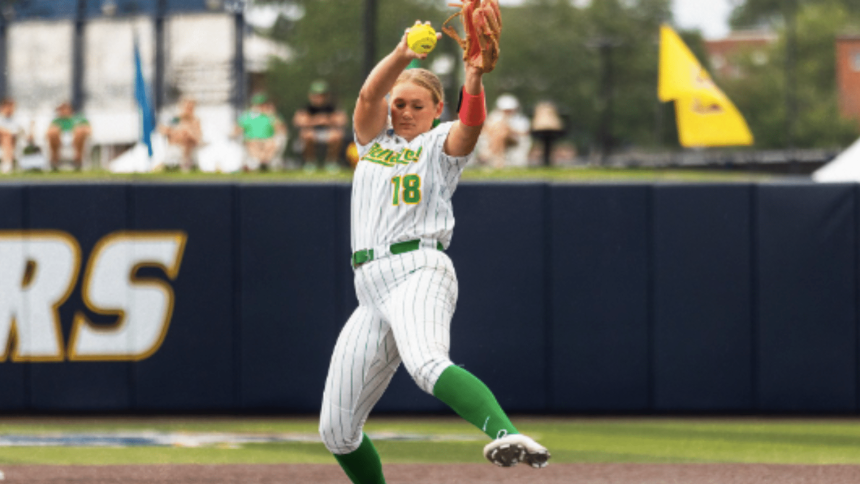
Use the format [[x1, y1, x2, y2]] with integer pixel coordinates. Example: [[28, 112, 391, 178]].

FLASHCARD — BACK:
[[2, 463, 860, 483]]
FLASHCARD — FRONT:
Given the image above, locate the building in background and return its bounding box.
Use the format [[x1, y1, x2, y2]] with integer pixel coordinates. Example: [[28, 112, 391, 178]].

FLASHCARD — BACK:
[[704, 29, 777, 79], [0, 0, 287, 167], [837, 35, 860, 122]]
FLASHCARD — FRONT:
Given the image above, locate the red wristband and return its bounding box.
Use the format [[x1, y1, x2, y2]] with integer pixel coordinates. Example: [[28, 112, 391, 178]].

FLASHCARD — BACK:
[[459, 87, 486, 127]]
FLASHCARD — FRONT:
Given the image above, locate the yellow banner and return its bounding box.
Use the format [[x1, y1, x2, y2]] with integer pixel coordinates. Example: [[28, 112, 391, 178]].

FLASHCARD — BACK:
[[658, 25, 753, 147]]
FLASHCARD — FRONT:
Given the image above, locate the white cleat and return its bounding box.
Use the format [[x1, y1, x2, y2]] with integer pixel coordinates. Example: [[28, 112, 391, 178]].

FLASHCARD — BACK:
[[483, 433, 550, 468]]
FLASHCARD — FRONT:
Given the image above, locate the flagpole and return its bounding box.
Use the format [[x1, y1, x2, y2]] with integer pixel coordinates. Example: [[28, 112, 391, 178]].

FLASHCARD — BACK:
[[784, 0, 798, 172], [155, 0, 167, 112], [588, 37, 622, 164], [364, 0, 377, 78], [0, 11, 7, 100], [72, 0, 86, 111], [231, 0, 247, 113]]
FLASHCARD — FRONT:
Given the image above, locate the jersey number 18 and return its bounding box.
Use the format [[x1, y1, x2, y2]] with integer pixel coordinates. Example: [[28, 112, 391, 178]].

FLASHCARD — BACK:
[[391, 175, 422, 205]]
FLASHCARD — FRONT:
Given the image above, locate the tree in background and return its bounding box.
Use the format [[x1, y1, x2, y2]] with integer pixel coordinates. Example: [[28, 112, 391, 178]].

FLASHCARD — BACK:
[[481, 0, 677, 154], [729, 0, 860, 29], [721, 0, 859, 148], [260, 0, 688, 156], [262, 0, 445, 141], [730, 0, 789, 29], [479, 0, 594, 152], [256, 0, 858, 156]]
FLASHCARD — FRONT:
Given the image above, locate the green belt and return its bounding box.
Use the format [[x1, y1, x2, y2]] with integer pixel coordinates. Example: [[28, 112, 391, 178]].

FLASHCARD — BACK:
[[352, 239, 444, 268]]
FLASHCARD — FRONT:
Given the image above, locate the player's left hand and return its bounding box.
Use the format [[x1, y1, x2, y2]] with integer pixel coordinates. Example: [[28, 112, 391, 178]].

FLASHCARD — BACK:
[[442, 0, 502, 73]]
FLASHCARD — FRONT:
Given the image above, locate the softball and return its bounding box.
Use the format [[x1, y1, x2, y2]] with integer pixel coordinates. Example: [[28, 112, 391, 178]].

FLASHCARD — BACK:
[[407, 24, 437, 55]]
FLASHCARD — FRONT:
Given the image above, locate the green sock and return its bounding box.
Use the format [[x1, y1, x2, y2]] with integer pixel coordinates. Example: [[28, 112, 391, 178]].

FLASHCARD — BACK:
[[432, 365, 518, 440], [333, 433, 385, 484]]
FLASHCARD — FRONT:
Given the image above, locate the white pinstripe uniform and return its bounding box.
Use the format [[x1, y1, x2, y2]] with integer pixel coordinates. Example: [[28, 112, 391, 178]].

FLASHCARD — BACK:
[[320, 121, 472, 454]]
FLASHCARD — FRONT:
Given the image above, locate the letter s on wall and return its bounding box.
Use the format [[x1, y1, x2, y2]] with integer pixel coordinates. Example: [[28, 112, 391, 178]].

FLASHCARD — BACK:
[[67, 231, 188, 361]]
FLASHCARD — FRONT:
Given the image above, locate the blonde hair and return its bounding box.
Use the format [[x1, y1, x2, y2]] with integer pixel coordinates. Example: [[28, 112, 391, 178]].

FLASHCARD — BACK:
[[392, 68, 444, 105]]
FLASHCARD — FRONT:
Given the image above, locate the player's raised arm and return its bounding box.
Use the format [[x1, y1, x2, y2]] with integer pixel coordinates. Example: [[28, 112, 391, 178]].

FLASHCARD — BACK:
[[440, 0, 501, 158], [444, 65, 485, 157], [354, 22, 441, 146]]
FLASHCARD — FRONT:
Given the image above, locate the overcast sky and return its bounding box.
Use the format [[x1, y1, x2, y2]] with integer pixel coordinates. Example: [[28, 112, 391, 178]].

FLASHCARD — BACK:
[[672, 0, 734, 39]]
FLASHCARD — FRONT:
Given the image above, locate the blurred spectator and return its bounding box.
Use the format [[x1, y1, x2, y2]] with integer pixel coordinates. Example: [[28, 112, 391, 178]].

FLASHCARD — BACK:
[[531, 101, 565, 167], [292, 80, 348, 172], [235, 93, 287, 171], [46, 101, 91, 170], [158, 98, 202, 171], [0, 98, 24, 174], [478, 94, 531, 169]]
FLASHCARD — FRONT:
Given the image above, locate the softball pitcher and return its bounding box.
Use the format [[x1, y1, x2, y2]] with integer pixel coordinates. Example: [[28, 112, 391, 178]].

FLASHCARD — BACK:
[[319, 8, 549, 484]]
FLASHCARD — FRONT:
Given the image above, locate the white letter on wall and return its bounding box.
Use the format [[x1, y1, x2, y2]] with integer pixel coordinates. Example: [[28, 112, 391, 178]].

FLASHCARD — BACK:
[[68, 231, 187, 361], [0, 231, 80, 361]]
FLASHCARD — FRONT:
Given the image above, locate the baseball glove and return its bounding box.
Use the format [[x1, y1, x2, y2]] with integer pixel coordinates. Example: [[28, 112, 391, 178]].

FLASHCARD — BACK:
[[442, 0, 502, 73]]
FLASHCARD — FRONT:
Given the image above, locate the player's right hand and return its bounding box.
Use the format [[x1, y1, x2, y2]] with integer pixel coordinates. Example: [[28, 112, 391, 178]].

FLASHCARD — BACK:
[[397, 20, 442, 61]]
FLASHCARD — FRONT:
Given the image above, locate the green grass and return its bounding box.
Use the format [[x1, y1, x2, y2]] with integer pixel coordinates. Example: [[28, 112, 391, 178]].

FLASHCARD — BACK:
[[517, 418, 860, 465], [0, 445, 325, 465], [1, 417, 860, 465], [0, 166, 776, 184]]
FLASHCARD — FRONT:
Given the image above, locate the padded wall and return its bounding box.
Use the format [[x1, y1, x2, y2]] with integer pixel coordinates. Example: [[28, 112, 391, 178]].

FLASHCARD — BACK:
[[132, 185, 236, 410], [550, 185, 650, 411], [0, 186, 26, 410], [651, 185, 754, 411], [756, 184, 857, 412], [27, 184, 131, 411], [238, 185, 340, 411], [0, 182, 859, 413], [448, 184, 548, 412]]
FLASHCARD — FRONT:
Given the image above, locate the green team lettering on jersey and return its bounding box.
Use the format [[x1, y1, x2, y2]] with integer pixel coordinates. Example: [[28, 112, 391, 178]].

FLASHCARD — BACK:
[[363, 143, 422, 167]]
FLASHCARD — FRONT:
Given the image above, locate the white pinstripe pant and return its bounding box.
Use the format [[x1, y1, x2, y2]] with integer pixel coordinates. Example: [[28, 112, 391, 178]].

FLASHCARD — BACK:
[[319, 249, 458, 454]]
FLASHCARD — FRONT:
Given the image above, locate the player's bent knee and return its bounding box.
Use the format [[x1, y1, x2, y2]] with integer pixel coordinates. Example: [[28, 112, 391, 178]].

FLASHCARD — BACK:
[[319, 408, 363, 454], [319, 423, 362, 454]]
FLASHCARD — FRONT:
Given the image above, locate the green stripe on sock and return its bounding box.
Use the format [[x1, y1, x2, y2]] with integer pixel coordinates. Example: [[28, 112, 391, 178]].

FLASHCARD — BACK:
[[333, 433, 385, 484], [432, 365, 518, 440]]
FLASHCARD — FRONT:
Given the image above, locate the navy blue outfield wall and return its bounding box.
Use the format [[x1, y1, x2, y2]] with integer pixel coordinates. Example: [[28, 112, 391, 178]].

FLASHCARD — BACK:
[[0, 182, 858, 414]]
